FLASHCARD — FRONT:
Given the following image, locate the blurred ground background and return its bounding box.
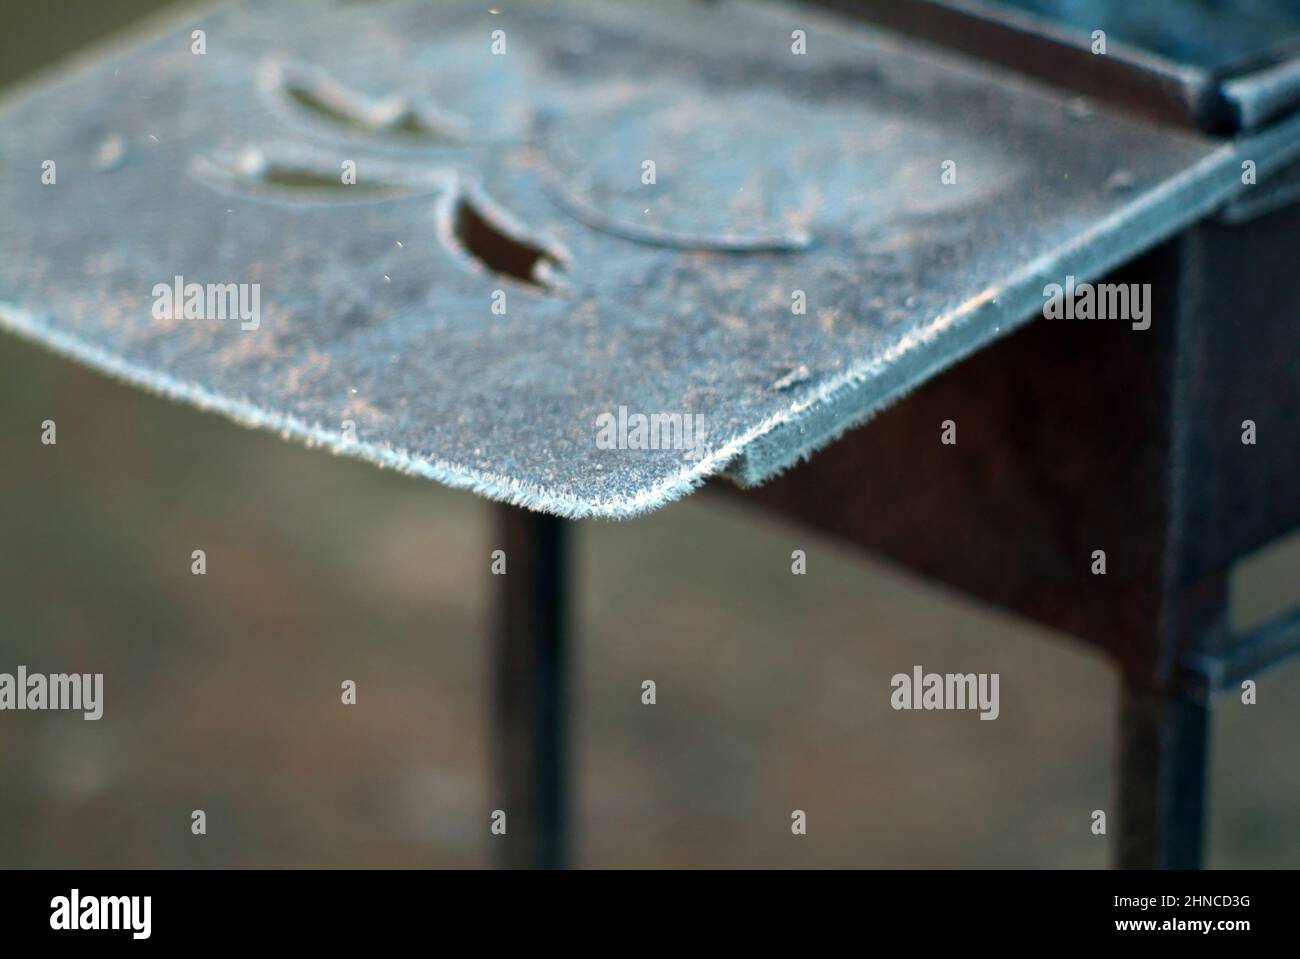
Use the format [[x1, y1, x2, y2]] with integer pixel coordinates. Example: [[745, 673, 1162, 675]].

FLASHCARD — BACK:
[[1, 0, 1296, 869]]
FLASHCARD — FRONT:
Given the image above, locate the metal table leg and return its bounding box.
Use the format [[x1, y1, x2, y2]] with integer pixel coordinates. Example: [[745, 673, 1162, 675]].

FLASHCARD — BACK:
[[1116, 676, 1211, 869], [491, 504, 570, 869]]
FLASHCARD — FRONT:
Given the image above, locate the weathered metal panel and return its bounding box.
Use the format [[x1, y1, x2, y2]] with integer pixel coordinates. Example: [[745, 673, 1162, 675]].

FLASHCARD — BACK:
[[0, 0, 1277, 517]]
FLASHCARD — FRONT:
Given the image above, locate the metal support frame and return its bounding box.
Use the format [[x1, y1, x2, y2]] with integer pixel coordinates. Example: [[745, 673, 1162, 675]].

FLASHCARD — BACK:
[[1117, 677, 1211, 869], [733, 200, 1300, 869], [1183, 606, 1300, 698], [492, 504, 570, 869]]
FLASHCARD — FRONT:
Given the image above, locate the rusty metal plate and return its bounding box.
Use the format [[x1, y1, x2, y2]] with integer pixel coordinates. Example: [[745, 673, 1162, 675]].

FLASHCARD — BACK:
[[0, 0, 1278, 516]]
